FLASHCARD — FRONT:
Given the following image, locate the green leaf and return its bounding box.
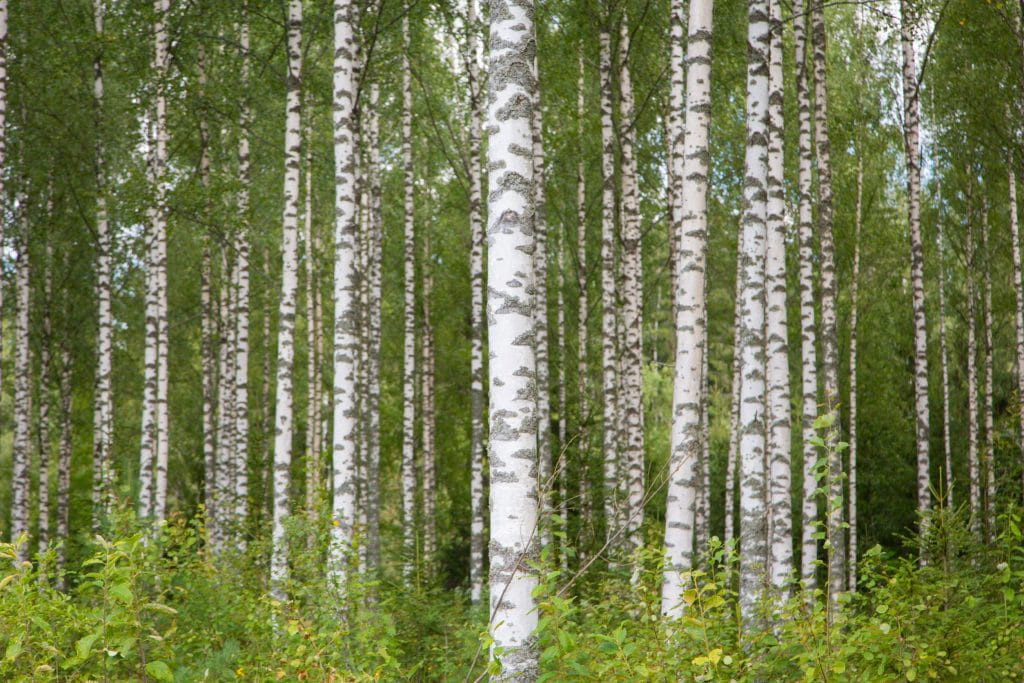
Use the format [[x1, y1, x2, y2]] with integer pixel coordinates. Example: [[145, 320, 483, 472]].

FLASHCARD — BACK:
[[905, 668, 917, 681], [76, 633, 99, 661], [146, 660, 174, 682], [109, 582, 133, 604], [5, 634, 23, 662]]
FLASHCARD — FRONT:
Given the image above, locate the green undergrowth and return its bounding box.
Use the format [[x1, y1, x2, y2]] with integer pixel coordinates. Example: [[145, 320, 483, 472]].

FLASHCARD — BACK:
[[3, 507, 1024, 681]]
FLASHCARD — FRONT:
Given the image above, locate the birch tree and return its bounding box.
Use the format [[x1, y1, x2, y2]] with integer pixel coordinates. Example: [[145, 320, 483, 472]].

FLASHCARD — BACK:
[[486, 0, 539, 674], [36, 243, 54, 549], [937, 177, 954, 508], [1009, 163, 1024, 496], [966, 180, 981, 539], [271, 0, 303, 599], [662, 0, 714, 618], [738, 0, 770, 627], [11, 232, 30, 560], [152, 0, 170, 522], [848, 158, 863, 590], [982, 204, 996, 539], [365, 81, 383, 574]]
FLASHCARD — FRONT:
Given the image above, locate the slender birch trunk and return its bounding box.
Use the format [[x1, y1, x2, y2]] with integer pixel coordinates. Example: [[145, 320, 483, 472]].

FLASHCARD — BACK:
[[467, 0, 486, 601], [234, 3, 252, 539], [725, 237, 742, 547], [271, 0, 303, 599], [662, 0, 714, 617], [599, 30, 621, 549], [575, 52, 591, 554], [1009, 164, 1024, 498], [848, 157, 862, 591], [810, 0, 844, 599], [400, 7, 418, 581], [697, 318, 712, 553], [557, 227, 569, 570], [197, 42, 219, 545], [56, 349, 72, 585], [618, 18, 645, 551], [93, 0, 114, 523], [329, 0, 361, 588], [937, 177, 953, 508], [899, 0, 932, 531], [139, 130, 158, 519], [37, 244, 54, 549], [966, 189, 981, 539], [532, 66, 553, 552], [152, 0, 171, 523], [421, 231, 437, 563], [486, 0, 539, 673], [366, 82, 383, 574], [765, 0, 792, 593], [216, 260, 238, 535], [738, 0, 770, 628], [795, 0, 820, 588], [982, 206, 996, 540], [304, 119, 320, 519], [12, 236, 31, 560]]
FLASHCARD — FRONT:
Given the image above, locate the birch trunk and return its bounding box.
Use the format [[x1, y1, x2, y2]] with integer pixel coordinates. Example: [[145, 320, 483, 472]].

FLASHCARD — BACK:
[[662, 0, 714, 617], [618, 18, 645, 551], [329, 0, 359, 588], [36, 244, 54, 549], [400, 7, 418, 581], [421, 231, 437, 563], [234, 3, 252, 538], [366, 82, 383, 574], [810, 0, 844, 598], [12, 238, 31, 560], [1009, 164, 1024, 498], [848, 157, 862, 591], [575, 52, 591, 554], [139, 138, 158, 519], [486, 0, 539, 673], [937, 177, 953, 508], [152, 0, 171, 523], [725, 236, 742, 547], [899, 0, 932, 530], [738, 0, 770, 627], [467, 0, 486, 601], [982, 207, 996, 540], [56, 350, 72, 585], [93, 0, 114, 523], [532, 74, 552, 552], [557, 226, 569, 570], [795, 0, 819, 588], [599, 30, 621, 549], [271, 0, 303, 599], [765, 0, 792, 593], [967, 180, 981, 539], [304, 120, 320, 518]]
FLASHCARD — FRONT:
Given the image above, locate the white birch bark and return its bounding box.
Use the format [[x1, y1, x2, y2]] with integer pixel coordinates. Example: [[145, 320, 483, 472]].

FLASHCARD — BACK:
[[848, 157, 862, 591], [575, 52, 591, 554], [152, 0, 171, 523], [662, 0, 714, 618], [467, 0, 486, 602], [810, 0, 844, 598], [966, 192, 981, 539], [366, 82, 383, 574], [422, 231, 437, 562], [486, 0, 539, 674], [937, 177, 953, 508], [738, 0, 770, 627], [329, 0, 361, 588], [36, 243, 54, 549], [139, 126, 158, 519], [899, 0, 932, 529], [271, 0, 303, 600], [599, 30, 621, 549], [618, 18, 645, 551], [0, 0, 7, 543], [400, 7, 418, 581], [795, 0, 819, 587], [1009, 164, 1024, 498], [12, 235, 31, 560], [233, 2, 253, 538], [93, 0, 114, 523], [533, 77, 553, 553], [725, 237, 742, 547], [56, 350, 72, 585], [765, 0, 792, 593], [304, 118, 320, 519], [982, 206, 996, 540]]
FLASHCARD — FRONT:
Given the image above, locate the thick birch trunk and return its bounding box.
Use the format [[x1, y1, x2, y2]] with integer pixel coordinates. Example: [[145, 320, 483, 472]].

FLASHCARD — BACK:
[[848, 157, 862, 591], [329, 0, 360, 588], [662, 0, 714, 617], [271, 0, 303, 600], [486, 0, 540, 674], [618, 18, 645, 551], [795, 0, 819, 588], [400, 8, 418, 582], [152, 0, 170, 523], [738, 0, 770, 628], [466, 0, 486, 602], [599, 30, 621, 549], [899, 0, 932, 532], [765, 0, 792, 594]]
